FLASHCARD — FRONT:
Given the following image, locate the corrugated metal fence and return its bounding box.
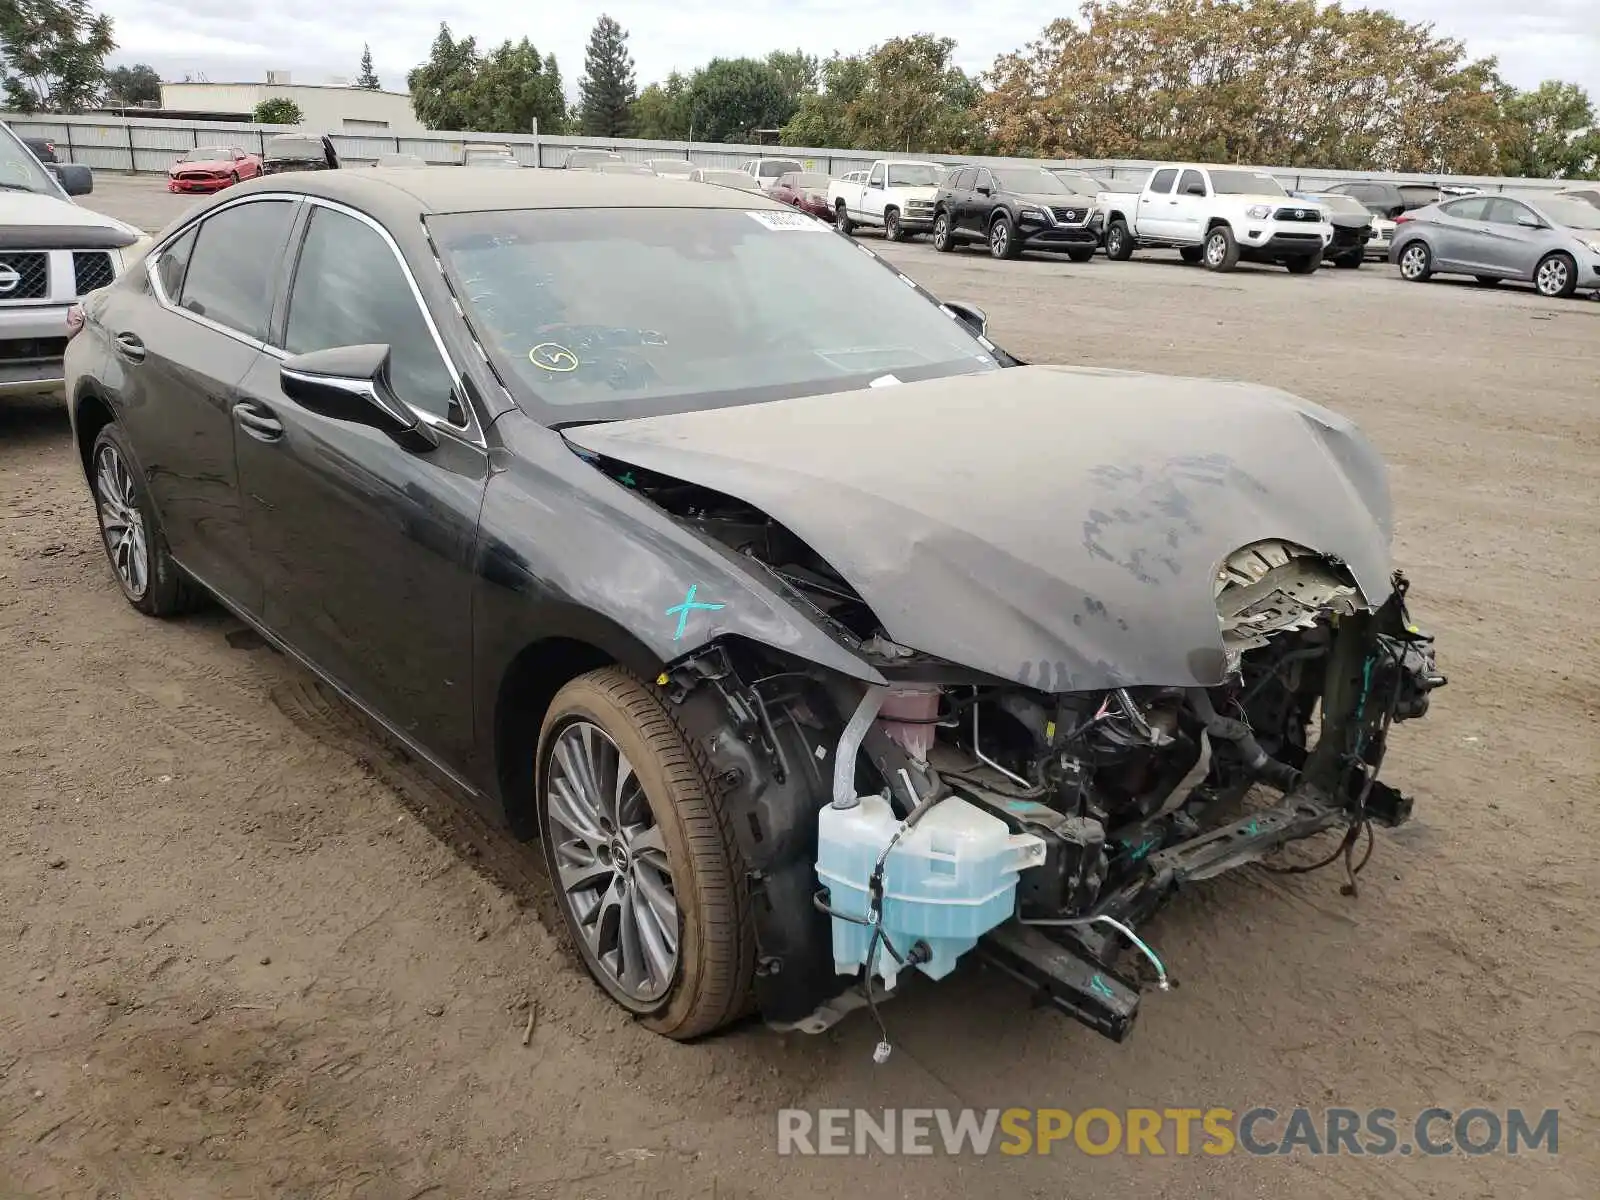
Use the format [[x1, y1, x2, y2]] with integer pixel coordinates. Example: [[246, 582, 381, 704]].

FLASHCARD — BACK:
[[1, 111, 1575, 196]]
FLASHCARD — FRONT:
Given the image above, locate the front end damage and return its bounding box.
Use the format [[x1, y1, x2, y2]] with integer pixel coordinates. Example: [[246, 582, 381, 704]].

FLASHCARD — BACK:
[[620, 465, 1444, 1047]]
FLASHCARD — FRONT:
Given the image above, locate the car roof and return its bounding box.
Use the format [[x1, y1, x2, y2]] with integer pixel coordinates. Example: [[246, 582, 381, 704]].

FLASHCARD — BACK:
[[226, 168, 791, 218]]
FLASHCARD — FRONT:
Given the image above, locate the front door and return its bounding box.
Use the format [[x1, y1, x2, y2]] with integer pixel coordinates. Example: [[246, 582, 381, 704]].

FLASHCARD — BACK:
[[233, 201, 490, 773], [109, 196, 301, 614], [1169, 169, 1210, 243], [1477, 198, 1547, 278]]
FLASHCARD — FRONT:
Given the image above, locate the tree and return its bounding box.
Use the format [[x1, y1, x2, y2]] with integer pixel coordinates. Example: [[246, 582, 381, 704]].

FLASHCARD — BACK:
[[982, 0, 1513, 174], [0, 0, 116, 113], [631, 73, 690, 140], [464, 38, 567, 134], [253, 97, 303, 125], [356, 43, 380, 90], [105, 61, 160, 105], [408, 22, 481, 131], [578, 14, 636, 136], [779, 36, 984, 154], [765, 49, 819, 111], [682, 57, 793, 143], [1499, 81, 1600, 179]]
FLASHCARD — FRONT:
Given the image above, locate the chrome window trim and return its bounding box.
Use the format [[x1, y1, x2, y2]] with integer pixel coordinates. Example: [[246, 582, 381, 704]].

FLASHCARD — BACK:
[[142, 190, 485, 449]]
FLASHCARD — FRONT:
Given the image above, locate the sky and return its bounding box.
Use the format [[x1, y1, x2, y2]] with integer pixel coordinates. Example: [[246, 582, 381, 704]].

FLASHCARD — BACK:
[[97, 0, 1600, 107]]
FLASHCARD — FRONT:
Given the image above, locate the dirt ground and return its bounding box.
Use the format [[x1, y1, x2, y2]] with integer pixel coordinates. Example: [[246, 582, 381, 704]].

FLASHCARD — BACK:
[[3, 176, 1597, 1198]]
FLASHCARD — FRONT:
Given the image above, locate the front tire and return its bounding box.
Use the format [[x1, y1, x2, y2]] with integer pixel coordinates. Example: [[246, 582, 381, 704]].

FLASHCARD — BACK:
[[989, 214, 1021, 259], [1534, 252, 1578, 299], [537, 667, 755, 1040], [1397, 240, 1432, 282], [90, 424, 195, 617], [834, 201, 853, 237], [884, 207, 907, 242], [1203, 225, 1240, 272], [1104, 219, 1133, 260], [932, 212, 955, 252], [229, 170, 240, 186]]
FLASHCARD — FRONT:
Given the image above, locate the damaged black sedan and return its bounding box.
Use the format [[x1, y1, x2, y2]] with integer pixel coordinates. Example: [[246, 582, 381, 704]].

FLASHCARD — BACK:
[[64, 170, 1444, 1046]]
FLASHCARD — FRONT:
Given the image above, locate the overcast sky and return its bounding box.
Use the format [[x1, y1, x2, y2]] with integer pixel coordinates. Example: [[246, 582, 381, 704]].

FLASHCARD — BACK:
[[98, 0, 1600, 105]]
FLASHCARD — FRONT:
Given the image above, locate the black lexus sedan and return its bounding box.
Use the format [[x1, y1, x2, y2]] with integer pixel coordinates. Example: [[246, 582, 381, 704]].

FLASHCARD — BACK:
[[64, 169, 1440, 1048], [931, 164, 1102, 260]]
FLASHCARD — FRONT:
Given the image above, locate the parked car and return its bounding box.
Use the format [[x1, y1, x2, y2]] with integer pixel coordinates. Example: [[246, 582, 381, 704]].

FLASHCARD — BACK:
[[828, 159, 942, 241], [1294, 192, 1373, 267], [463, 144, 518, 168], [737, 157, 804, 188], [167, 145, 262, 194], [1367, 214, 1398, 261], [1046, 167, 1111, 196], [62, 168, 1440, 1048], [932, 165, 1100, 261], [1556, 187, 1600, 210], [22, 136, 58, 163], [688, 168, 763, 192], [1323, 181, 1477, 219], [645, 158, 694, 177], [1103, 165, 1332, 273], [562, 149, 622, 170], [1390, 193, 1600, 299], [262, 134, 339, 174], [0, 119, 145, 399], [768, 171, 834, 221], [374, 153, 428, 170]]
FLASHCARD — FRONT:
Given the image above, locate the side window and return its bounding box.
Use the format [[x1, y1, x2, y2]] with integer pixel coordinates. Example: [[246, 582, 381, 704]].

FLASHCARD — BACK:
[[1149, 168, 1178, 194], [867, 163, 883, 188], [284, 207, 458, 423], [1485, 198, 1536, 225], [178, 199, 297, 340], [1178, 169, 1206, 196], [953, 168, 974, 190], [1442, 197, 1490, 221], [155, 226, 197, 301], [975, 170, 994, 192]]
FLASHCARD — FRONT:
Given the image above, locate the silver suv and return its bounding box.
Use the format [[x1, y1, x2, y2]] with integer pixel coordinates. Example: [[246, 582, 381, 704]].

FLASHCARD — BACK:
[[0, 120, 149, 396]]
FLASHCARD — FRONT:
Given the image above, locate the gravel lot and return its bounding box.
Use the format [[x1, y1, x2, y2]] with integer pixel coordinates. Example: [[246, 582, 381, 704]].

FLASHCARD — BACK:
[[3, 175, 1597, 1198]]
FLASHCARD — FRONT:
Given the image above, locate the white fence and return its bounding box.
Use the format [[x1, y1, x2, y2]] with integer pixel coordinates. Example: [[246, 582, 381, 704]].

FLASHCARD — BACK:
[[2, 111, 1576, 196]]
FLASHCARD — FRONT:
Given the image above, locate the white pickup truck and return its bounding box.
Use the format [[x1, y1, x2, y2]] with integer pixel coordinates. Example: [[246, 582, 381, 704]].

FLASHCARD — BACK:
[[1101, 164, 1333, 273], [829, 159, 944, 241]]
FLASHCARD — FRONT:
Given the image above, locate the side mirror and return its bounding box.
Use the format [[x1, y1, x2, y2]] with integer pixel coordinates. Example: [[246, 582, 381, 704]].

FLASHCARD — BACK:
[[942, 301, 988, 339], [975, 184, 991, 196], [1185, 183, 1206, 196], [1515, 214, 1544, 229], [279, 344, 437, 452], [51, 163, 93, 196]]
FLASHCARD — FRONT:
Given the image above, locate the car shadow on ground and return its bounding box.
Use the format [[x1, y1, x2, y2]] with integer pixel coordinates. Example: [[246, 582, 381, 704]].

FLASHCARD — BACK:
[[0, 392, 71, 448]]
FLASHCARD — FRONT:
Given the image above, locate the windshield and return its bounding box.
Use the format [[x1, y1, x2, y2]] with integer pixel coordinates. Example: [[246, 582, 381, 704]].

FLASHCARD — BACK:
[[181, 147, 231, 162], [429, 207, 998, 423], [759, 160, 802, 177], [886, 164, 940, 187], [788, 172, 830, 189], [992, 168, 1070, 194], [1051, 171, 1108, 195], [1210, 170, 1285, 196], [1311, 194, 1368, 216], [0, 123, 68, 195], [268, 137, 323, 159], [1539, 198, 1600, 230]]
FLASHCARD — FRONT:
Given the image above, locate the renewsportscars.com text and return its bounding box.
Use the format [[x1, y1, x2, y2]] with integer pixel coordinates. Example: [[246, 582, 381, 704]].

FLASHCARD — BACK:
[[776, 1106, 1559, 1157]]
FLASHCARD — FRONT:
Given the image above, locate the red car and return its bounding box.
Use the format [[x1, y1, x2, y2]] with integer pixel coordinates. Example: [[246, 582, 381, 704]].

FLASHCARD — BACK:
[[167, 145, 262, 193], [769, 171, 835, 222]]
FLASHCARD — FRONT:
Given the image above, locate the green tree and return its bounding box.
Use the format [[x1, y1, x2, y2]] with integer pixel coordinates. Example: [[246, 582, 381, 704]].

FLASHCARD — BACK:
[[465, 38, 567, 134], [356, 43, 380, 90], [0, 0, 116, 113], [683, 57, 793, 142], [1500, 81, 1600, 179], [252, 97, 303, 125], [630, 72, 690, 139], [407, 22, 481, 131], [105, 61, 160, 105], [765, 49, 819, 111], [578, 14, 636, 136]]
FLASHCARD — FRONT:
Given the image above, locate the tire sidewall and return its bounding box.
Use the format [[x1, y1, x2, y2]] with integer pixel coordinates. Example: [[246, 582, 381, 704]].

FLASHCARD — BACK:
[[1106, 221, 1130, 259], [1399, 241, 1431, 281], [932, 212, 952, 251], [1536, 252, 1576, 298], [990, 216, 1013, 259], [884, 208, 900, 241], [90, 423, 182, 615]]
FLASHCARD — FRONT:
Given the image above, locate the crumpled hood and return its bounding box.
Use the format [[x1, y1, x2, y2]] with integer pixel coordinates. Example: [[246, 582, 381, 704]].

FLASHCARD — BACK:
[[567, 366, 1396, 691]]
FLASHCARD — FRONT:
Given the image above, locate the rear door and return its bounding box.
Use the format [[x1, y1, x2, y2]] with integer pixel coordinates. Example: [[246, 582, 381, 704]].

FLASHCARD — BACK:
[[110, 195, 300, 615], [944, 168, 976, 236], [232, 199, 490, 770], [1428, 197, 1492, 271], [1138, 168, 1181, 239], [961, 169, 994, 235]]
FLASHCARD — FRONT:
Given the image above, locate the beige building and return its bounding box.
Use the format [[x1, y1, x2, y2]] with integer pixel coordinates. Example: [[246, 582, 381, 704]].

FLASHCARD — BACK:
[[158, 75, 422, 134]]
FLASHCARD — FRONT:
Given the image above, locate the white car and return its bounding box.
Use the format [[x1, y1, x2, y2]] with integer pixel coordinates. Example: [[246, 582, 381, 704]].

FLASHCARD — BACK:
[[737, 157, 804, 189], [827, 159, 943, 241], [0, 120, 148, 398], [1101, 164, 1333, 273], [1367, 214, 1397, 260]]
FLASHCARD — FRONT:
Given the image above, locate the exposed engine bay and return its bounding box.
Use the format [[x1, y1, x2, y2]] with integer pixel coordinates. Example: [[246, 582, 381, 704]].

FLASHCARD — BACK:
[[594, 455, 1445, 1048]]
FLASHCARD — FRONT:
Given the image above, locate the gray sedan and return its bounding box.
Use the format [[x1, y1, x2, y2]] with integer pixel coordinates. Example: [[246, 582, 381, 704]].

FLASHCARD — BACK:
[[1391, 194, 1600, 298]]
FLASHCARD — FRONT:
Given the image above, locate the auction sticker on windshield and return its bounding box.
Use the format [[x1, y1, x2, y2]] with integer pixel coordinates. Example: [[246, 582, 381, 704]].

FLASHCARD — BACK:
[[745, 210, 828, 232]]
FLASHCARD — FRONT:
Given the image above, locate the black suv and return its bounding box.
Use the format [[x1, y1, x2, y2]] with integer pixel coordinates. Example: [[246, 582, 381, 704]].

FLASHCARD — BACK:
[[932, 165, 1101, 261]]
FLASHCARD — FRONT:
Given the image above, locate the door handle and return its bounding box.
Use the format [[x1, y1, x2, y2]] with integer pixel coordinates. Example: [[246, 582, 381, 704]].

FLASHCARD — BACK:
[[113, 331, 146, 363], [232, 401, 283, 441]]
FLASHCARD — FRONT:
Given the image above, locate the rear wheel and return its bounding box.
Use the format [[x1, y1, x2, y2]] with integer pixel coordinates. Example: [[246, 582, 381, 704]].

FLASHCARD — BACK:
[[1178, 245, 1204, 264], [932, 212, 955, 252], [834, 201, 853, 236], [90, 424, 196, 617], [1203, 225, 1240, 272], [1397, 240, 1432, 282], [1066, 246, 1095, 263], [1104, 219, 1133, 260], [1534, 252, 1578, 299], [537, 668, 755, 1040]]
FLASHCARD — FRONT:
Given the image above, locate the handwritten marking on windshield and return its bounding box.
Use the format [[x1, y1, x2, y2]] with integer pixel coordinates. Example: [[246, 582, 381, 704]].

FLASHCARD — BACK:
[[528, 343, 579, 372]]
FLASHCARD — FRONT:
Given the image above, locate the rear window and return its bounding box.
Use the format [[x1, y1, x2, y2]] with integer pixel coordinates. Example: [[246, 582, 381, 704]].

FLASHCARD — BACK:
[[758, 159, 802, 178], [267, 137, 322, 158]]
